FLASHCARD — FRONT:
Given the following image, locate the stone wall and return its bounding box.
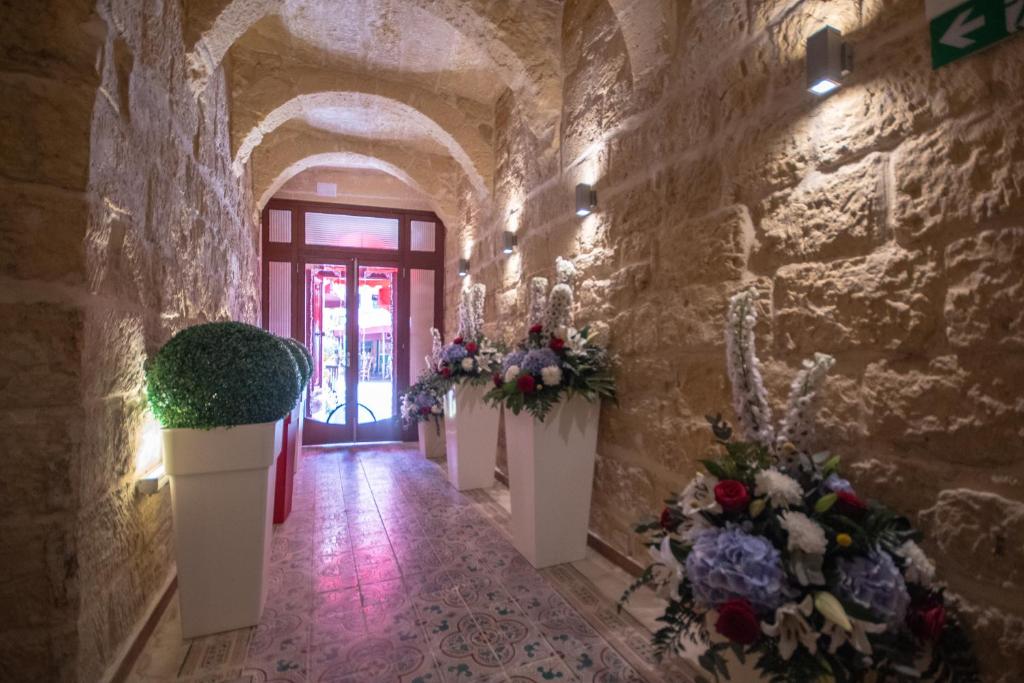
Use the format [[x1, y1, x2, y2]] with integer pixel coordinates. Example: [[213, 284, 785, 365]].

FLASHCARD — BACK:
[[453, 0, 1024, 678], [1, 0, 259, 679]]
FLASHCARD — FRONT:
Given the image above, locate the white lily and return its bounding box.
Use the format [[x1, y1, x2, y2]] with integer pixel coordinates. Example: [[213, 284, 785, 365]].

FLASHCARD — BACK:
[[821, 616, 887, 656], [761, 596, 819, 660], [679, 472, 722, 517]]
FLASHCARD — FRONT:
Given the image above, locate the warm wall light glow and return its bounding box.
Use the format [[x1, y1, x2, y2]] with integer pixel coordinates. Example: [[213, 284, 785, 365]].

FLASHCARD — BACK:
[[458, 258, 470, 278], [135, 411, 164, 477]]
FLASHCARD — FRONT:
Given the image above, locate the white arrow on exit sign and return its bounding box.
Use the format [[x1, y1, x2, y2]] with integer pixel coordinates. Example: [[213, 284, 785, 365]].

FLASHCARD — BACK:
[[927, 0, 1023, 68], [940, 7, 986, 47]]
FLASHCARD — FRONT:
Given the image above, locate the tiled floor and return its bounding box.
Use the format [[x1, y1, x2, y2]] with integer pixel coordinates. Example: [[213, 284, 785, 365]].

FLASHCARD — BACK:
[[129, 445, 695, 683]]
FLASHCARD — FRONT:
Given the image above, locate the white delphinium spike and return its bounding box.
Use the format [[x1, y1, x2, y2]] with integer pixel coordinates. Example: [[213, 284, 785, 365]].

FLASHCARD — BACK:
[[725, 289, 775, 448], [455, 287, 471, 339], [427, 327, 443, 370], [544, 284, 574, 334], [468, 284, 486, 341], [777, 352, 835, 454], [555, 256, 577, 286], [528, 277, 548, 329]]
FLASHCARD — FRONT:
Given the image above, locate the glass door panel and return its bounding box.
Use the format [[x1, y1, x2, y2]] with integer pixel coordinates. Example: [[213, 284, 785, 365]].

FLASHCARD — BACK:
[[355, 265, 400, 440], [304, 261, 355, 444]]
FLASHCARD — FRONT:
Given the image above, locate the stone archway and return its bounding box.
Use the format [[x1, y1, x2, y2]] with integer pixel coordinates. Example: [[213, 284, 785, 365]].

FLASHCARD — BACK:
[[252, 124, 467, 227], [183, 0, 562, 135], [234, 89, 492, 200]]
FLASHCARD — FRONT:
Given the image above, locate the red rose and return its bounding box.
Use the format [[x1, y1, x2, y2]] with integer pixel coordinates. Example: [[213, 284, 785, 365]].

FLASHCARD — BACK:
[[529, 324, 543, 335], [493, 373, 503, 387], [419, 406, 431, 415], [836, 490, 868, 516], [517, 374, 537, 394], [659, 506, 680, 532], [549, 337, 565, 352], [715, 599, 760, 645], [453, 336, 464, 345], [908, 597, 946, 643], [714, 480, 750, 513], [440, 366, 452, 378], [465, 341, 478, 354]]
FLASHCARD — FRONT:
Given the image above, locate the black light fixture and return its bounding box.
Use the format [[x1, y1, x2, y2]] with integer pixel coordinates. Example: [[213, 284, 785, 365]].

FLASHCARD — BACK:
[[807, 26, 853, 96], [575, 183, 597, 217], [457, 258, 470, 278], [502, 231, 517, 254]]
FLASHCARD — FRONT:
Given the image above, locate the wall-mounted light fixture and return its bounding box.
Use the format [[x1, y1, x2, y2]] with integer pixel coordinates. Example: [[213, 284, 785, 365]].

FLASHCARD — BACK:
[[575, 183, 597, 217], [502, 231, 518, 254], [807, 26, 853, 96], [458, 258, 470, 278]]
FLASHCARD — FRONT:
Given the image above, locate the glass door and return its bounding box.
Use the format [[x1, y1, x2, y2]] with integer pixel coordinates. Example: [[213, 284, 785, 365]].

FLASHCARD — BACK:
[[303, 260, 355, 444], [354, 264, 400, 441]]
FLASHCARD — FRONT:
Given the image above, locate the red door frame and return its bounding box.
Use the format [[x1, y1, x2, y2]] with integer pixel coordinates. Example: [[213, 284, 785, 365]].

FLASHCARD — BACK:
[[261, 198, 446, 444]]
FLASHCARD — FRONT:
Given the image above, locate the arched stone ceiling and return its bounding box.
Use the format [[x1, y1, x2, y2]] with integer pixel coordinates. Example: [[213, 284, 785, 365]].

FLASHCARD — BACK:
[[184, 0, 562, 132], [233, 89, 491, 198], [252, 122, 464, 225], [606, 0, 676, 87]]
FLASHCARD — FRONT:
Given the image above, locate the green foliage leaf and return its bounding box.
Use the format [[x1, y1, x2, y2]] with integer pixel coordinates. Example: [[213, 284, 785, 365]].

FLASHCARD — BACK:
[[815, 493, 838, 514]]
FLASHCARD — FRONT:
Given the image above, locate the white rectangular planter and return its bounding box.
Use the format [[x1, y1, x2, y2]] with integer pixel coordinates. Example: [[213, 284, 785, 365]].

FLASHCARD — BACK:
[[162, 420, 282, 639], [505, 395, 600, 568], [444, 383, 500, 490], [417, 419, 446, 459]]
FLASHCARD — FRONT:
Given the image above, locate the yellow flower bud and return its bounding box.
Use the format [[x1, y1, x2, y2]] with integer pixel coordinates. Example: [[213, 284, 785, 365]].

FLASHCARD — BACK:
[[836, 533, 853, 547]]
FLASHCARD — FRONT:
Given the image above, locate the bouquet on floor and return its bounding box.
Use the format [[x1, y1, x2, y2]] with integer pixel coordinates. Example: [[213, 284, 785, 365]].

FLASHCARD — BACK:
[[486, 257, 615, 420], [435, 284, 501, 386], [620, 289, 978, 683], [400, 365, 446, 433]]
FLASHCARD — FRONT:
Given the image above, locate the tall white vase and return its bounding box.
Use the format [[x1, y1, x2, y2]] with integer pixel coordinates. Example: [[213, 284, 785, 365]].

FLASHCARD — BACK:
[[505, 395, 600, 568], [444, 383, 500, 490], [162, 420, 282, 638], [417, 419, 446, 459]]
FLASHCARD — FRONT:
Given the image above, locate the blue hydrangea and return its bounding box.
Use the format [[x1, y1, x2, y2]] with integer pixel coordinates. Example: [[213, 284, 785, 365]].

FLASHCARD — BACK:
[[836, 550, 910, 626], [502, 349, 525, 373], [685, 529, 788, 614], [443, 344, 468, 365], [824, 473, 854, 493], [521, 348, 560, 375], [413, 392, 435, 409]]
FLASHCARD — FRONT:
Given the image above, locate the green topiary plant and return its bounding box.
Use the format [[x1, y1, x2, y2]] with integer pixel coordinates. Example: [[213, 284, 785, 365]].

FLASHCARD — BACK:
[[146, 321, 301, 430], [279, 336, 312, 390]]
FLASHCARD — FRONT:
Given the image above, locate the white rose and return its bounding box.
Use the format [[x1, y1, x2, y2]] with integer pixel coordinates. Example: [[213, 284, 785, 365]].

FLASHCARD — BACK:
[[540, 365, 562, 386], [504, 365, 520, 383], [460, 357, 474, 371], [430, 405, 442, 415]]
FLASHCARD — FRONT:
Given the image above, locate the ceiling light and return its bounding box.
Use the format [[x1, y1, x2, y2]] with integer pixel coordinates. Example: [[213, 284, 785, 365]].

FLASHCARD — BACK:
[[458, 258, 470, 278], [575, 183, 597, 217], [502, 231, 517, 255], [807, 26, 853, 96]]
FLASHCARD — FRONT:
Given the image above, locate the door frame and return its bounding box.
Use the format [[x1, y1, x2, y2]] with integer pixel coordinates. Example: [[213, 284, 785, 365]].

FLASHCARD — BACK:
[[261, 198, 446, 445]]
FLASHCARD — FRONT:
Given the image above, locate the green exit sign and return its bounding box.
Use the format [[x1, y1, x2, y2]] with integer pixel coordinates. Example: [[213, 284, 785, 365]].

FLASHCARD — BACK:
[[927, 0, 1024, 68]]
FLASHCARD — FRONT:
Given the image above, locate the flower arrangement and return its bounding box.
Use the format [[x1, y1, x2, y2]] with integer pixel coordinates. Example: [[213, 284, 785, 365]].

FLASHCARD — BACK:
[[620, 289, 978, 683], [435, 284, 501, 386], [485, 257, 615, 420], [400, 370, 446, 432]]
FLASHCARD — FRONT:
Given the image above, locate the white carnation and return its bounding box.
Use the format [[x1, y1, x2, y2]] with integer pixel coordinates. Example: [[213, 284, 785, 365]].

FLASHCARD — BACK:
[[460, 357, 475, 372], [754, 468, 804, 508], [895, 540, 936, 586], [779, 510, 827, 556], [540, 365, 562, 386], [503, 365, 520, 383]]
